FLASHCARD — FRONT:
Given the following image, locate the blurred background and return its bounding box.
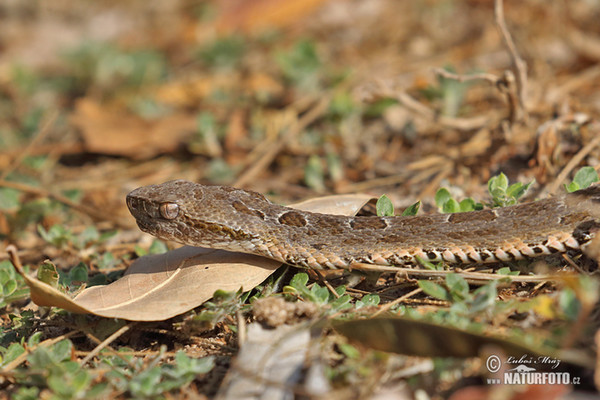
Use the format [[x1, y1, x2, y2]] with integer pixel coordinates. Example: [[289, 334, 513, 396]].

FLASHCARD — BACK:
[[1, 0, 600, 244]]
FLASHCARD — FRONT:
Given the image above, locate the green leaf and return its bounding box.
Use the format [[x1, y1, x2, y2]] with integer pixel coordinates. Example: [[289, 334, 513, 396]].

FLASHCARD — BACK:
[[376, 195, 394, 216], [2, 278, 16, 297], [69, 262, 89, 284], [0, 187, 20, 210], [1, 342, 25, 366], [559, 288, 580, 321], [496, 267, 520, 276], [469, 281, 497, 313], [304, 155, 325, 191], [565, 182, 579, 193], [50, 339, 72, 363], [434, 188, 452, 209], [290, 272, 309, 288], [37, 261, 59, 288], [445, 274, 469, 300], [415, 256, 438, 270], [27, 331, 43, 347], [506, 180, 534, 200], [330, 294, 352, 311], [338, 343, 360, 359], [276, 39, 321, 89], [311, 284, 330, 304], [488, 172, 508, 193], [401, 200, 420, 216], [442, 198, 460, 213], [11, 387, 39, 400], [356, 294, 380, 308], [418, 280, 450, 301], [568, 166, 599, 191], [148, 240, 168, 255]]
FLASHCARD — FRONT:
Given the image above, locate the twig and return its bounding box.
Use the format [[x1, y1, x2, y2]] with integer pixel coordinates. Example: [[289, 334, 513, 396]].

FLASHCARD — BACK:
[[495, 0, 528, 122], [349, 262, 572, 285], [544, 134, 600, 195], [0, 180, 132, 229], [375, 81, 490, 131], [80, 323, 135, 366], [373, 287, 423, 317], [433, 68, 499, 84], [313, 269, 340, 299], [237, 310, 247, 347]]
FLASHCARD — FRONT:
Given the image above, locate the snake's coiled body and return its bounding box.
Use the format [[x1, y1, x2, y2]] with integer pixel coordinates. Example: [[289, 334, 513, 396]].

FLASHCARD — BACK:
[[127, 180, 600, 269]]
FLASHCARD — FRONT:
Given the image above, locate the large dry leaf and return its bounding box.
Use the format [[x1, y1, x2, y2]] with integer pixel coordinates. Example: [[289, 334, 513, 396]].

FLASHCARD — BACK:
[[71, 98, 196, 159], [16, 193, 373, 321], [333, 316, 595, 369]]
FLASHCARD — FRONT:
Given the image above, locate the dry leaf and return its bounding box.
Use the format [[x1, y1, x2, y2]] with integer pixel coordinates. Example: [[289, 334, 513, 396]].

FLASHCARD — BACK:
[[16, 193, 373, 321], [333, 316, 594, 368], [216, 0, 329, 33], [71, 98, 196, 159]]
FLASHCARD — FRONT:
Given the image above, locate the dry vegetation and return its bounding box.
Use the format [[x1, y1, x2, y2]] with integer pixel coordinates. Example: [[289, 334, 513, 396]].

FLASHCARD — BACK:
[[1, 0, 600, 399]]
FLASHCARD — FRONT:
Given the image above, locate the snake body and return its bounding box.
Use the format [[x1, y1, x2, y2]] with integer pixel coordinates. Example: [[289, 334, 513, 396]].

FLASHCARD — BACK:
[[126, 180, 600, 269]]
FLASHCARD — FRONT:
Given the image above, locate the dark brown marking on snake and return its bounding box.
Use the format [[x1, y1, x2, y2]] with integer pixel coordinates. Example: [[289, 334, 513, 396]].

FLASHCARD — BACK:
[[448, 209, 497, 224], [560, 213, 591, 226], [532, 246, 544, 254], [343, 237, 365, 246], [312, 243, 327, 250], [573, 220, 600, 244], [232, 200, 266, 219], [278, 211, 308, 227], [466, 253, 480, 263], [350, 217, 388, 230], [479, 252, 491, 261], [185, 217, 252, 240], [427, 251, 437, 260], [376, 234, 409, 244]]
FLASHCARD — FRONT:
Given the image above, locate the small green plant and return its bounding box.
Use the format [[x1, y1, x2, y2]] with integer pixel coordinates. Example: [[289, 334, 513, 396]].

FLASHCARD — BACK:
[[355, 294, 380, 309], [376, 195, 420, 217], [487, 173, 534, 207], [134, 239, 169, 257], [418, 274, 501, 315], [283, 273, 351, 312], [304, 155, 326, 191], [435, 172, 533, 212], [0, 261, 29, 308], [565, 166, 599, 192], [434, 188, 483, 213], [62, 41, 167, 93], [421, 65, 475, 117], [192, 288, 250, 329], [328, 91, 356, 120], [376, 195, 394, 216], [114, 349, 214, 398], [276, 39, 322, 90], [196, 35, 245, 69], [38, 224, 117, 250]]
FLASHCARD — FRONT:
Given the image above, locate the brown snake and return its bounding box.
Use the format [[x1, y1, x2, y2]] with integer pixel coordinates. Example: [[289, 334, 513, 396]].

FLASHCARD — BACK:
[[126, 180, 600, 270]]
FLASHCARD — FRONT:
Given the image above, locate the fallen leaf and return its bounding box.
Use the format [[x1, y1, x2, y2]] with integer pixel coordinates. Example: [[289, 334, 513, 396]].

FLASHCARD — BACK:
[[71, 98, 196, 159], [15, 193, 373, 321], [333, 316, 594, 369], [216, 0, 330, 33]]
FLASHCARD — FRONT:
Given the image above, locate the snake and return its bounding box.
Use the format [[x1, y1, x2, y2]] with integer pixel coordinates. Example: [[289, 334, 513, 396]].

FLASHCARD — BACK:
[[126, 180, 600, 270]]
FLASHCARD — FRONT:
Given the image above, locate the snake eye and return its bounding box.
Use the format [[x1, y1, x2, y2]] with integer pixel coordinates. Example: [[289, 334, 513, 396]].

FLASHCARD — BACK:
[[159, 203, 179, 219]]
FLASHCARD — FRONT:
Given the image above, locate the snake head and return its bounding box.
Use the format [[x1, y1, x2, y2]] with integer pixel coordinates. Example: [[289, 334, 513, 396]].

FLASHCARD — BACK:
[[126, 180, 263, 251]]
